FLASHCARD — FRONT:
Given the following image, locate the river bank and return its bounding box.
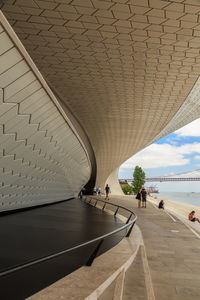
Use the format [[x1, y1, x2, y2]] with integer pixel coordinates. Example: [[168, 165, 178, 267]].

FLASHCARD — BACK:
[[148, 194, 200, 220], [157, 191, 200, 207]]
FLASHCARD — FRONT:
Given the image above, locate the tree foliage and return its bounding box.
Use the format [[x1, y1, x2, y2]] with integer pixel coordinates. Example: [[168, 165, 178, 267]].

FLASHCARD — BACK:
[[119, 179, 128, 184], [132, 166, 145, 194], [121, 184, 133, 195]]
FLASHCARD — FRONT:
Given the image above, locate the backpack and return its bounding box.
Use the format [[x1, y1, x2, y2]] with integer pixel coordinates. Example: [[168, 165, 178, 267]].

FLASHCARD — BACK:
[[136, 193, 140, 200]]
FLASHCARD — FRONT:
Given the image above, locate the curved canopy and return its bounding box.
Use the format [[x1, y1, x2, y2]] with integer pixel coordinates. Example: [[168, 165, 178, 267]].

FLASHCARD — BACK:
[[1, 0, 200, 189]]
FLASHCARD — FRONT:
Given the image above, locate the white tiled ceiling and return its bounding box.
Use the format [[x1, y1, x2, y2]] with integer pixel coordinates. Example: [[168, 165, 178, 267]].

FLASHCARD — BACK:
[[1, 0, 200, 187]]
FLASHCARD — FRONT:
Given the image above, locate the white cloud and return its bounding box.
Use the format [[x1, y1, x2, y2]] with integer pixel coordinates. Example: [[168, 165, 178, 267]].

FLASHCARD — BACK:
[[121, 117, 200, 170], [121, 143, 200, 169], [175, 118, 200, 137]]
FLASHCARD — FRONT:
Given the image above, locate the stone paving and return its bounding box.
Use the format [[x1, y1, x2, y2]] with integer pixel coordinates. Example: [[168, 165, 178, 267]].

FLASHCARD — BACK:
[[109, 195, 200, 300], [123, 247, 147, 300]]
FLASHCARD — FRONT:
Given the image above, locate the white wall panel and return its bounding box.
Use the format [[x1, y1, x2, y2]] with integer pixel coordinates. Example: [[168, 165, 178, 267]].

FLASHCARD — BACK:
[[0, 23, 91, 212]]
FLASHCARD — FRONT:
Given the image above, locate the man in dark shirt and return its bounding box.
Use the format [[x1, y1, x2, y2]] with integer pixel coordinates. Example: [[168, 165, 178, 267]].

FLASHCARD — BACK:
[[141, 188, 147, 208], [105, 184, 110, 200]]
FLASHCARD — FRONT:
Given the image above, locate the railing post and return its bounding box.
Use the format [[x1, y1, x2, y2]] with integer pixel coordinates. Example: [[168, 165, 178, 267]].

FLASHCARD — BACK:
[[89, 198, 91, 204], [114, 206, 119, 216], [126, 213, 132, 224], [126, 222, 135, 237], [102, 203, 106, 211], [86, 239, 104, 266]]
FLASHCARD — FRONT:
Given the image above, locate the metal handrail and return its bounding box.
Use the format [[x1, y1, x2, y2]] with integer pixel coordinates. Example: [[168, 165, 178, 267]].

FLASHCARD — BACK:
[[85, 196, 136, 217], [0, 197, 137, 277], [83, 196, 137, 264], [84, 196, 137, 224]]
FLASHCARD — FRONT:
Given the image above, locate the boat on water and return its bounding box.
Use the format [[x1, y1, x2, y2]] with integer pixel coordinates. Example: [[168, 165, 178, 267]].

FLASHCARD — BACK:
[[147, 185, 159, 193]]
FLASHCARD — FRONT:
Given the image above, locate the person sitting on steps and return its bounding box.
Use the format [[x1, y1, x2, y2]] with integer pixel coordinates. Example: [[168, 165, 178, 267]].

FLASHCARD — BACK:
[[188, 211, 200, 223], [158, 200, 164, 209]]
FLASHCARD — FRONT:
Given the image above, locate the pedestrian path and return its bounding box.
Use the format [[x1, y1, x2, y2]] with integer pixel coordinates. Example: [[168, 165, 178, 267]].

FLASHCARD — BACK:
[[123, 246, 147, 300], [108, 195, 200, 300]]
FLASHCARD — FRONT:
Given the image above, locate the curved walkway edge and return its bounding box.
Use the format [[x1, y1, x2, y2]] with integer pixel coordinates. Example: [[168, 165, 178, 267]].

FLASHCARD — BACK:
[[28, 199, 143, 300]]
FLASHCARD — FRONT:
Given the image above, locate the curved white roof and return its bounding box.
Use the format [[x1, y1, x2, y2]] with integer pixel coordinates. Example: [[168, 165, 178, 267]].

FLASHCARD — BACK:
[[1, 0, 200, 192]]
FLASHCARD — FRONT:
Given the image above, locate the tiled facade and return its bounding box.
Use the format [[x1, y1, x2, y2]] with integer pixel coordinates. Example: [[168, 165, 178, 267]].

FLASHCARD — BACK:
[[1, 0, 200, 190], [0, 16, 90, 211]]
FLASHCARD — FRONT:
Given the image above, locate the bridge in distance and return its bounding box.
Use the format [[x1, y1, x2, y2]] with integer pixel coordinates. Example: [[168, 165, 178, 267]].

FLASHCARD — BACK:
[[120, 169, 200, 182], [120, 177, 200, 182], [120, 178, 200, 183]]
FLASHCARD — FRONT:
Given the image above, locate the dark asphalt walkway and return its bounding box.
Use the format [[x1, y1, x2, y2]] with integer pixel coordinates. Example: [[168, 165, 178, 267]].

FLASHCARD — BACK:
[[0, 198, 124, 299]]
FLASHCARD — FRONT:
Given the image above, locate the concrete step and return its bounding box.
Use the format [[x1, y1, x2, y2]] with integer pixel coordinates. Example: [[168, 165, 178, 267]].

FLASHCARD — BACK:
[[98, 280, 116, 300]]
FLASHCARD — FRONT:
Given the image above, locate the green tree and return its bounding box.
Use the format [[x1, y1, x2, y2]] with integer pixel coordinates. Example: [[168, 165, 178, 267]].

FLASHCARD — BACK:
[[132, 166, 145, 194], [122, 184, 133, 195]]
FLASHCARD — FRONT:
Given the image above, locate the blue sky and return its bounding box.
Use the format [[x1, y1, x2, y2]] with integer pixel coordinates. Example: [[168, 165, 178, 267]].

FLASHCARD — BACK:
[[119, 118, 200, 179]]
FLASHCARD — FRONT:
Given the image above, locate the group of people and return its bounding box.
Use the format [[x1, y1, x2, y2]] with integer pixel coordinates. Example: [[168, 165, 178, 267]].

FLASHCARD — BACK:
[[156, 200, 200, 224], [137, 192, 200, 224], [157, 202, 200, 225], [136, 188, 147, 208], [93, 184, 111, 200], [136, 187, 165, 210], [157, 201, 200, 224], [83, 185, 200, 225], [94, 187, 101, 196]]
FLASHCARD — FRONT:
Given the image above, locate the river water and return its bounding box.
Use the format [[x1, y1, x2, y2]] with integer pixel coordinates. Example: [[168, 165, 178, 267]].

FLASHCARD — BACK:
[[155, 192, 200, 207], [146, 181, 200, 207]]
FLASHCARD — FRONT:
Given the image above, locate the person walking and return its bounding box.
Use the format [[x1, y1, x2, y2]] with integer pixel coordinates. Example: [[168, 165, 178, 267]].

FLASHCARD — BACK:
[[93, 187, 96, 195], [98, 187, 101, 196], [96, 187, 99, 195], [79, 187, 85, 199], [141, 188, 147, 208], [105, 184, 110, 200]]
